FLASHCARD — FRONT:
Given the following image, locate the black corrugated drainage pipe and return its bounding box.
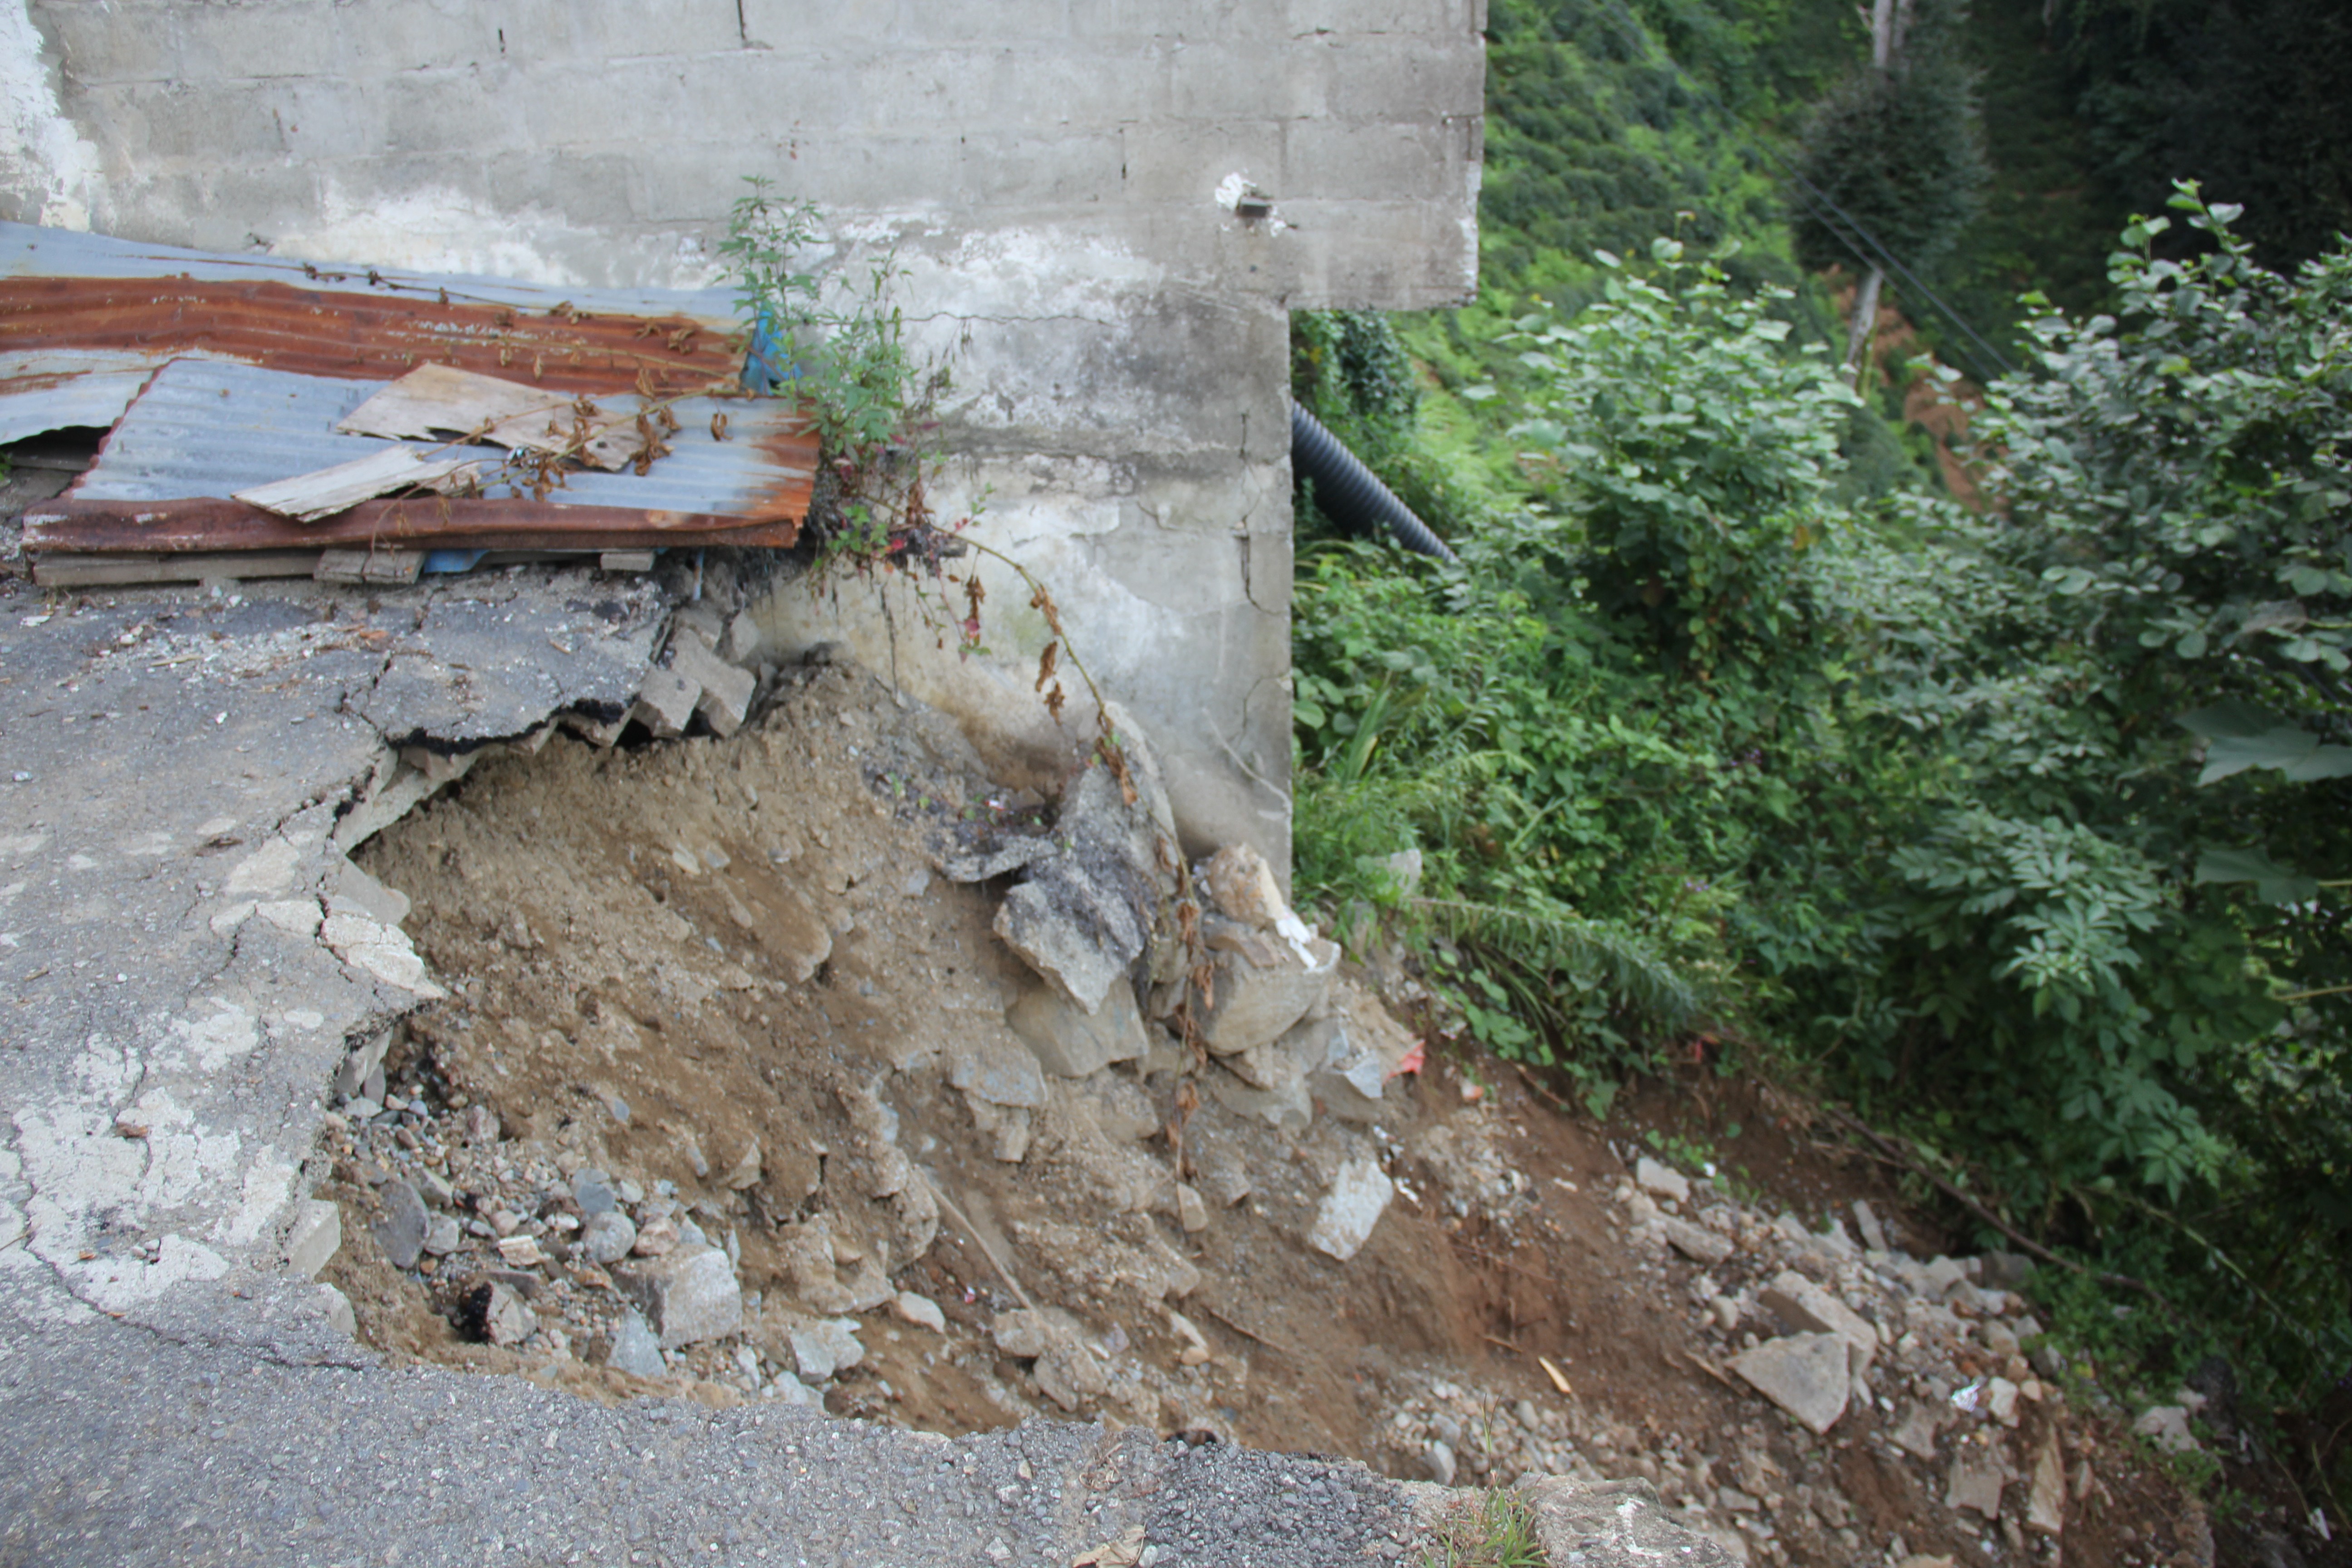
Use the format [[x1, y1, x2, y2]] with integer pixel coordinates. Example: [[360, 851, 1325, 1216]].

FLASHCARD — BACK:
[[1289, 402, 1459, 564]]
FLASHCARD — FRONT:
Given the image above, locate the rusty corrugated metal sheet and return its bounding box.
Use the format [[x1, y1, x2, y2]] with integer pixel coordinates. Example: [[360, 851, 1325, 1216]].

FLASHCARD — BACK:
[[0, 222, 818, 563], [24, 358, 810, 554]]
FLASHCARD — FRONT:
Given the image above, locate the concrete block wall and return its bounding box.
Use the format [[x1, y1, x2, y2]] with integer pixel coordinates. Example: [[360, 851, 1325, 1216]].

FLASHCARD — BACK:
[[5, 0, 1486, 871]]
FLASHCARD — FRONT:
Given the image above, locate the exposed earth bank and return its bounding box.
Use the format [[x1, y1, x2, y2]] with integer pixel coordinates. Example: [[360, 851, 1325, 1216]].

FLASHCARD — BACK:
[[328, 660, 2215, 1568]]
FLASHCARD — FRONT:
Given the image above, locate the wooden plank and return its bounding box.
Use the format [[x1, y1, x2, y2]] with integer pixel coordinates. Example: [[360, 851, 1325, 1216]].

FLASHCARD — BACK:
[[23, 496, 799, 554], [335, 363, 647, 471], [232, 446, 480, 523], [314, 549, 424, 585], [31, 550, 321, 588]]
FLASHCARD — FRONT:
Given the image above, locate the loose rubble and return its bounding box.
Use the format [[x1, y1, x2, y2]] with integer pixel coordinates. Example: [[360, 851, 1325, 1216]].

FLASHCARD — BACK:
[[291, 652, 2210, 1568]]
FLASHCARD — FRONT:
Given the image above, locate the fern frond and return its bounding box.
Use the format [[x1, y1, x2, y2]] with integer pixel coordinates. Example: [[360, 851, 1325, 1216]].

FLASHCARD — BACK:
[[1410, 895, 1708, 1034]]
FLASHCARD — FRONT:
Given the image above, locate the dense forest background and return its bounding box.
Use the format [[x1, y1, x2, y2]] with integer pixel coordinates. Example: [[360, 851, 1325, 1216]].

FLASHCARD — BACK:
[[1288, 0, 2352, 1527]]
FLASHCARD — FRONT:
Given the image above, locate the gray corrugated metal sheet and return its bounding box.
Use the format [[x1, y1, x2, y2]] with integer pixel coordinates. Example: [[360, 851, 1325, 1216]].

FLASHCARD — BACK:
[[76, 359, 810, 519], [0, 221, 740, 326], [0, 350, 157, 443]]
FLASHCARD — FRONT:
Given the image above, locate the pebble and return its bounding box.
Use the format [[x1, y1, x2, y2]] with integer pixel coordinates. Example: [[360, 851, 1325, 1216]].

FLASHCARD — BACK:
[[632, 1215, 681, 1257], [421, 1213, 462, 1257], [570, 1169, 618, 1217], [892, 1291, 948, 1333], [580, 1210, 638, 1264]]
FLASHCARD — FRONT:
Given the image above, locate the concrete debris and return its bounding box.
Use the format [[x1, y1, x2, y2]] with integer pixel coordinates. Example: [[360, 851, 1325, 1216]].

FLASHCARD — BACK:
[[667, 629, 755, 738], [1730, 1334, 1850, 1435], [990, 725, 1178, 1013], [1758, 1269, 1879, 1373], [1307, 1156, 1394, 1263], [1195, 928, 1340, 1058], [283, 1197, 342, 1279], [1517, 1477, 1739, 1568]]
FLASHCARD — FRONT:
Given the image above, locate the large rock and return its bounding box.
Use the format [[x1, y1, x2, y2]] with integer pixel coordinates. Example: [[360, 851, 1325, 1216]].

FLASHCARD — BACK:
[[946, 1029, 1049, 1109], [990, 721, 1180, 1013], [1204, 843, 1289, 929], [1308, 983, 1422, 1122], [1224, 1015, 1343, 1093], [990, 1309, 1107, 1413], [1196, 935, 1339, 1058], [613, 1243, 743, 1349], [372, 1179, 427, 1269], [1730, 1333, 1850, 1435], [1007, 979, 1149, 1078], [1515, 1478, 1739, 1568], [1306, 1156, 1394, 1262], [1759, 1268, 1880, 1373]]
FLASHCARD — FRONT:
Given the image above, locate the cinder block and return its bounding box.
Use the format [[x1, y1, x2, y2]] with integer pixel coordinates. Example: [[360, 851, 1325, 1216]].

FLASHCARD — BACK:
[[274, 77, 390, 163], [96, 80, 288, 163], [1066, 0, 1245, 40], [1318, 36, 1486, 122], [568, 0, 745, 61], [958, 130, 1126, 208], [378, 67, 528, 157], [332, 0, 506, 72], [33, 1, 183, 83], [175, 4, 344, 82], [985, 41, 1174, 128], [737, 0, 903, 50], [851, 49, 1003, 131], [1284, 118, 1454, 202], [1118, 120, 1286, 206], [1169, 41, 1332, 122]]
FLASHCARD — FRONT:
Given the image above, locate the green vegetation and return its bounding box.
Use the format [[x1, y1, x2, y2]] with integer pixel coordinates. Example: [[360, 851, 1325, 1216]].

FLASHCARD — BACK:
[[1421, 1489, 1549, 1568], [1289, 173, 2352, 1460]]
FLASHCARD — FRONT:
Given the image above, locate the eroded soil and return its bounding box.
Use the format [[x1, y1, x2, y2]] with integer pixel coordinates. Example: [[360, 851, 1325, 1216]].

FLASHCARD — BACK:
[[318, 662, 2217, 1568]]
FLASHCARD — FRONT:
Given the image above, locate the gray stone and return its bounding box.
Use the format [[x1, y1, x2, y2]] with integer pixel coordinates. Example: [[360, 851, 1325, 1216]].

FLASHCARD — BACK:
[[421, 1213, 462, 1257], [1659, 1216, 1735, 1266], [946, 1029, 1049, 1109], [630, 663, 701, 738], [581, 1210, 638, 1264], [1851, 1198, 1889, 1253], [1890, 1400, 1948, 1460], [1424, 1439, 1456, 1485], [570, 1169, 618, 1218], [789, 1318, 864, 1382], [1226, 1014, 1342, 1092], [990, 762, 1168, 1014], [2026, 1429, 2066, 1536], [1946, 1439, 2014, 1516], [1758, 1269, 1879, 1373], [614, 1245, 743, 1350], [1979, 1250, 2037, 1290], [1029, 1333, 1110, 1413], [1174, 1184, 1208, 1235], [2132, 1404, 2199, 1454], [477, 1282, 536, 1347], [1195, 938, 1339, 1058], [1006, 979, 1148, 1079], [605, 1310, 665, 1379], [1205, 1065, 1313, 1132], [1921, 1255, 1969, 1297], [372, 1180, 427, 1269], [1516, 1478, 1739, 1568], [1306, 1156, 1393, 1263], [314, 1283, 357, 1339], [1730, 1333, 1850, 1435], [283, 1197, 341, 1279], [668, 631, 755, 738], [1634, 1156, 1691, 1204]]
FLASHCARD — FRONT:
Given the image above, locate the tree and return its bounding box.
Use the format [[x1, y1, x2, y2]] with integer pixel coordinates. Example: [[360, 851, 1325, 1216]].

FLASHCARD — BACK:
[[1791, 0, 1990, 376]]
